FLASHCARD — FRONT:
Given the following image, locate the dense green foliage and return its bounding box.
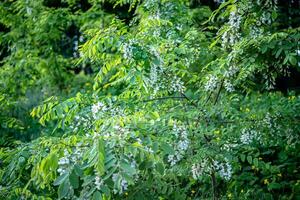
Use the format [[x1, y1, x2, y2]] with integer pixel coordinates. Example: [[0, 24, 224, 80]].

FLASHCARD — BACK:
[[1, 0, 300, 199]]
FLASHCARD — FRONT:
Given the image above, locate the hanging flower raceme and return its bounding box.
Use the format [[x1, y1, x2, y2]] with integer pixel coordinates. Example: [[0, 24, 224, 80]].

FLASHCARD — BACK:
[[221, 10, 242, 48], [204, 75, 218, 92], [191, 159, 233, 181], [167, 123, 189, 166]]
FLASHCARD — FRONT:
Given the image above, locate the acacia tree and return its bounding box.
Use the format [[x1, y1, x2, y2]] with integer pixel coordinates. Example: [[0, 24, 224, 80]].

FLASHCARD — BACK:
[[1, 0, 300, 199]]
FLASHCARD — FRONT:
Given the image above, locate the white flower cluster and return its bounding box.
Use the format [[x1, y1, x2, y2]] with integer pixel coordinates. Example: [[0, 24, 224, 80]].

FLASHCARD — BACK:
[[148, 46, 165, 95], [224, 80, 235, 92], [260, 12, 272, 25], [191, 159, 211, 179], [103, 125, 129, 146], [191, 163, 202, 179], [148, 11, 161, 21], [91, 102, 124, 120], [167, 123, 189, 166], [122, 39, 138, 61], [112, 174, 128, 194], [148, 46, 186, 95], [251, 0, 278, 37], [91, 102, 106, 119], [263, 113, 273, 129], [149, 63, 163, 94], [204, 75, 218, 92], [213, 159, 232, 181], [94, 174, 103, 190], [263, 73, 276, 90], [73, 39, 79, 58], [192, 159, 233, 181], [79, 35, 84, 43], [57, 144, 85, 175], [72, 34, 85, 58], [26, 7, 32, 15], [144, 146, 154, 154], [250, 25, 264, 39], [57, 150, 71, 175], [222, 10, 242, 48], [70, 114, 92, 133], [144, 0, 159, 9], [223, 65, 239, 92], [221, 142, 238, 151], [169, 76, 186, 93], [240, 128, 260, 144], [224, 65, 239, 78], [228, 11, 242, 29], [256, 0, 278, 9]]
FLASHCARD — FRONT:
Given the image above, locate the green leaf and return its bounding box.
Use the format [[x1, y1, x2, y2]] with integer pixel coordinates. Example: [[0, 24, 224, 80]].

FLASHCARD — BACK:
[[101, 185, 110, 196], [96, 138, 105, 176], [289, 55, 297, 66], [247, 155, 252, 164], [161, 142, 175, 155], [103, 165, 118, 180], [58, 179, 70, 199], [69, 171, 79, 189], [240, 154, 246, 162], [274, 48, 282, 58], [271, 11, 278, 20], [53, 173, 69, 186], [156, 162, 165, 175], [253, 158, 259, 167], [268, 182, 282, 190], [120, 162, 136, 175], [92, 191, 102, 200], [82, 175, 96, 187], [74, 164, 83, 177]]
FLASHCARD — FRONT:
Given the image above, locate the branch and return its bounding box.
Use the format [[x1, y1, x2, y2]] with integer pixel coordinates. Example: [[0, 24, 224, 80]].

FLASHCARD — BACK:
[[142, 96, 186, 102]]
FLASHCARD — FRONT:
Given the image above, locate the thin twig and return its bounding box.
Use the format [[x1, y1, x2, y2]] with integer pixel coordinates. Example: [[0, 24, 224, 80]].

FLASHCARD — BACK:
[[142, 96, 186, 102]]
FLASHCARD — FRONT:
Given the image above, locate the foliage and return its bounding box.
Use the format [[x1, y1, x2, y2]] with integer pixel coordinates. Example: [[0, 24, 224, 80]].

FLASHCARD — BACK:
[[1, 0, 300, 199]]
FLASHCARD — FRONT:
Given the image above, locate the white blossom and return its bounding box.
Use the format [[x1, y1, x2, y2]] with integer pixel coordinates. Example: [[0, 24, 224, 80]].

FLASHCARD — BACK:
[[79, 35, 84, 42], [26, 7, 32, 15], [120, 179, 128, 192], [191, 159, 211, 179], [191, 163, 202, 179], [222, 10, 242, 47], [240, 128, 260, 144], [57, 146, 85, 176], [178, 140, 189, 151], [221, 143, 238, 151], [250, 25, 263, 38], [112, 174, 128, 194], [144, 146, 154, 154], [204, 75, 218, 91], [228, 11, 242, 29], [263, 113, 273, 128], [168, 154, 177, 166], [167, 123, 189, 166], [214, 160, 232, 181], [94, 175, 103, 190], [91, 102, 105, 119], [224, 80, 235, 92], [224, 65, 239, 78], [57, 150, 71, 175], [122, 39, 138, 60], [169, 76, 185, 93]]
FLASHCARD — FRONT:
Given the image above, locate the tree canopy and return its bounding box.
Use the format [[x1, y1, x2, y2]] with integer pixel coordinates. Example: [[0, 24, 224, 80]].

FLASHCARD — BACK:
[[0, 0, 300, 199]]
